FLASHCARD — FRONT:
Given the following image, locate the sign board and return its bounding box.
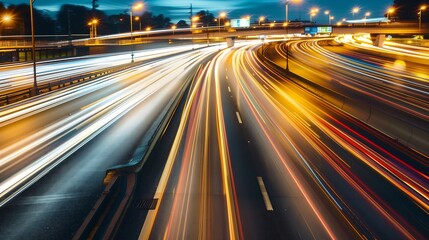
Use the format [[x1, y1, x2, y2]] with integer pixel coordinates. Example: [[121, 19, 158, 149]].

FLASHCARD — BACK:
[[231, 19, 250, 28], [304, 26, 332, 35], [317, 26, 332, 33]]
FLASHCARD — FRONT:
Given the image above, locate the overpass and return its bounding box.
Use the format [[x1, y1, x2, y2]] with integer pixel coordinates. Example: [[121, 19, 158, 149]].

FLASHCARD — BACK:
[[71, 22, 428, 47], [0, 22, 427, 62]]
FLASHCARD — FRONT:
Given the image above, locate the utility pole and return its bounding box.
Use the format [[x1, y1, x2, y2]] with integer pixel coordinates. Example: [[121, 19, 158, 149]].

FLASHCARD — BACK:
[[30, 0, 38, 96], [67, 7, 71, 45], [189, 4, 193, 25]]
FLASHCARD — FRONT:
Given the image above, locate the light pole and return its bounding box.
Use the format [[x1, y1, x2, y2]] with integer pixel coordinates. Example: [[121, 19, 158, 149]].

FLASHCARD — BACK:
[[130, 2, 143, 62], [352, 7, 360, 20], [30, 0, 37, 95], [285, 0, 301, 23], [88, 22, 93, 39], [135, 16, 141, 31], [364, 12, 371, 26], [172, 25, 176, 35], [419, 6, 427, 32], [191, 16, 198, 49], [387, 7, 395, 23], [218, 12, 226, 32], [324, 10, 331, 25], [309, 8, 319, 24], [92, 19, 98, 38], [259, 16, 265, 26]]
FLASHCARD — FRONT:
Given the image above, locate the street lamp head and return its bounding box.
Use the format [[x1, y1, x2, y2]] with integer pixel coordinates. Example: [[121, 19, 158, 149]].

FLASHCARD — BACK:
[[365, 12, 371, 17], [387, 8, 395, 14], [1, 14, 13, 23], [259, 16, 265, 21], [133, 2, 143, 10], [324, 10, 330, 15], [192, 16, 199, 22], [92, 19, 98, 24], [220, 12, 226, 18], [145, 27, 151, 31], [352, 7, 360, 14], [134, 16, 140, 21], [171, 25, 176, 29], [421, 6, 427, 11], [310, 8, 319, 13]]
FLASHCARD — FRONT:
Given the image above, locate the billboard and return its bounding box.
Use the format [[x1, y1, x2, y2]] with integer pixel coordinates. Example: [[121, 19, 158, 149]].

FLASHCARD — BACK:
[[230, 19, 250, 28]]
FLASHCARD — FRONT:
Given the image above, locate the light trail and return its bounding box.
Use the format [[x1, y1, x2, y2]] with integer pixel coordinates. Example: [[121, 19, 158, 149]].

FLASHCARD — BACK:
[[0, 46, 217, 207]]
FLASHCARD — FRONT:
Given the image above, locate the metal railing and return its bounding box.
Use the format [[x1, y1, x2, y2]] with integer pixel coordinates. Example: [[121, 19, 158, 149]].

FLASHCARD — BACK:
[[0, 61, 139, 106]]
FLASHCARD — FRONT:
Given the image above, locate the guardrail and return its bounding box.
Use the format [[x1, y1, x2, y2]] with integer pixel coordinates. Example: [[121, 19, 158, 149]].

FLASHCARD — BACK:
[[0, 61, 140, 106]]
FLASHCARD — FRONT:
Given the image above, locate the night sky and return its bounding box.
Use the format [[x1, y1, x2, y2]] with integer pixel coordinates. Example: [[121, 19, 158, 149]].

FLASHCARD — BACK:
[[2, 0, 394, 23]]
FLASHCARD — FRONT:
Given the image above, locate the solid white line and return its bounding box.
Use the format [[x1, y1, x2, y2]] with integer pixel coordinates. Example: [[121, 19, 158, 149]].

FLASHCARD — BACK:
[[228, 86, 231, 92], [257, 176, 273, 211], [236, 111, 243, 124]]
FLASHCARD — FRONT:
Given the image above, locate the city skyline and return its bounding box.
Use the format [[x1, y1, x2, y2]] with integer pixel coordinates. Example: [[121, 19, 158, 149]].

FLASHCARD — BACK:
[[1, 0, 394, 24]]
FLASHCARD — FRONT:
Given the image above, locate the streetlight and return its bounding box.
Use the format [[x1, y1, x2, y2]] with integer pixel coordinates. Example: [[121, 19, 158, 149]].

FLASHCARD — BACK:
[[1, 14, 12, 23], [191, 16, 199, 28], [285, 0, 302, 23], [145, 26, 151, 37], [88, 22, 93, 38], [171, 25, 176, 35], [352, 7, 360, 19], [364, 12, 371, 26], [309, 8, 319, 24], [30, 0, 37, 96], [91, 19, 98, 38], [270, 23, 274, 30], [259, 16, 265, 26], [134, 16, 141, 31], [324, 10, 331, 25], [387, 7, 395, 23], [0, 14, 13, 35], [218, 12, 226, 32], [130, 2, 143, 62], [419, 5, 427, 31]]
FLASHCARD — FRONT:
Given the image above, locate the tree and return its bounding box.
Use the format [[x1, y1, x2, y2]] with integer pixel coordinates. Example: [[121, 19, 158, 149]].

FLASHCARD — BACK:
[[56, 4, 107, 35], [57, 4, 92, 34], [176, 20, 189, 28], [393, 0, 428, 22], [2, 4, 55, 35], [195, 10, 216, 26]]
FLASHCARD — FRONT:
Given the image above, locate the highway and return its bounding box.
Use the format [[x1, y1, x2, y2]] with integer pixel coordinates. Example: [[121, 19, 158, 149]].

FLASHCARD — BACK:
[[0, 45, 198, 94], [267, 38, 429, 154], [0, 44, 219, 238], [0, 38, 428, 239], [115, 40, 428, 239]]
